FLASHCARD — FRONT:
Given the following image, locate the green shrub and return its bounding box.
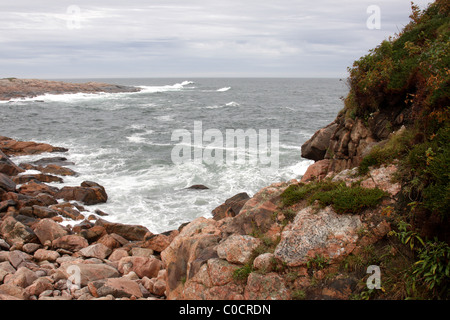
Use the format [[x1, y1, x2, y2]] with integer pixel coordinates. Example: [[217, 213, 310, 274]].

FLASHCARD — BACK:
[[280, 181, 336, 207], [358, 154, 380, 176], [306, 254, 330, 270], [402, 125, 450, 217], [311, 185, 387, 214], [281, 181, 387, 214], [232, 264, 253, 281], [413, 239, 450, 298]]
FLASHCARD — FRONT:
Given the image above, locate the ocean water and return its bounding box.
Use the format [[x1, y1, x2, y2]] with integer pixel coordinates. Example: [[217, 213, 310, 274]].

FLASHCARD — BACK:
[[0, 78, 348, 233]]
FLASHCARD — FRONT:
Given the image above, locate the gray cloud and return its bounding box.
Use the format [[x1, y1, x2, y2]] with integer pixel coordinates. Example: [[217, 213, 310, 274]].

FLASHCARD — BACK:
[[0, 0, 433, 78]]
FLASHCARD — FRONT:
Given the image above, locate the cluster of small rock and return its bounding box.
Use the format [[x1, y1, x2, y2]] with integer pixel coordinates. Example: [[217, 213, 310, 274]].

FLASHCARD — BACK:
[[0, 136, 175, 300]]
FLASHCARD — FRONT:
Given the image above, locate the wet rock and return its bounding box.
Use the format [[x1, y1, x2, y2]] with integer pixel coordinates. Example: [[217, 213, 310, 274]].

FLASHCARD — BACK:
[[18, 181, 59, 197], [57, 181, 107, 205], [29, 157, 74, 167], [12, 174, 63, 184], [0, 136, 68, 157], [186, 185, 209, 190]]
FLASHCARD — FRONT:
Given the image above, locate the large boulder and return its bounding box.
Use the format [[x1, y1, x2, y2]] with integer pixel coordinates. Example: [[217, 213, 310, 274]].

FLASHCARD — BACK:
[[89, 277, 143, 299], [32, 218, 68, 246], [0, 173, 16, 192], [57, 181, 107, 205], [222, 182, 288, 236], [118, 256, 162, 279], [161, 217, 221, 299], [95, 219, 150, 241], [0, 136, 68, 157], [211, 192, 250, 221], [274, 206, 362, 266], [18, 181, 59, 197], [216, 234, 262, 265], [79, 243, 112, 260], [244, 272, 291, 300], [52, 235, 88, 252], [12, 174, 63, 184], [300, 159, 331, 182], [59, 263, 120, 287], [0, 150, 23, 176], [301, 121, 338, 161], [0, 216, 37, 245]]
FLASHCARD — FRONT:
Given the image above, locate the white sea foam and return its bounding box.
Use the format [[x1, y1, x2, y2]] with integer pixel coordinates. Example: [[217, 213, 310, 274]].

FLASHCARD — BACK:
[[2, 79, 346, 234], [225, 101, 239, 107], [217, 87, 231, 92], [2, 91, 135, 104], [138, 80, 194, 93]]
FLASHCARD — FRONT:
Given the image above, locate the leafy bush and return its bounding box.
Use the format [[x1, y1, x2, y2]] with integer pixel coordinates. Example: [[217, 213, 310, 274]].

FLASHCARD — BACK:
[[413, 240, 450, 298], [281, 181, 387, 214], [402, 125, 450, 217], [344, 0, 449, 123], [280, 180, 337, 207], [311, 184, 387, 214]]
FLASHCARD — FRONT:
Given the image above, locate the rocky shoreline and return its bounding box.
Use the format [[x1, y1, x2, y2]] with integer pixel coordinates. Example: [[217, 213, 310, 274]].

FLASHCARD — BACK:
[[0, 78, 140, 101], [0, 135, 399, 300]]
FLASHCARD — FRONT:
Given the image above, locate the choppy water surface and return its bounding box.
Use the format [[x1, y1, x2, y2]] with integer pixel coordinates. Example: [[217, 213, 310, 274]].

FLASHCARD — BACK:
[[0, 78, 347, 233]]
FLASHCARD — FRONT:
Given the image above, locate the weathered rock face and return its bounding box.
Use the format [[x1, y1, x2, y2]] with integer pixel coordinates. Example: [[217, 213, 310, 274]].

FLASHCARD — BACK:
[[217, 235, 262, 265], [274, 206, 362, 266], [301, 107, 406, 176], [301, 122, 338, 161], [212, 192, 250, 221], [222, 182, 289, 236], [244, 272, 291, 300], [160, 217, 221, 300]]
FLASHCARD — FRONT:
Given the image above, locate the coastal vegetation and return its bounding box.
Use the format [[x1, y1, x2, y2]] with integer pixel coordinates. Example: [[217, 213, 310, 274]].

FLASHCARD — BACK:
[[0, 0, 448, 301], [285, 0, 449, 299]]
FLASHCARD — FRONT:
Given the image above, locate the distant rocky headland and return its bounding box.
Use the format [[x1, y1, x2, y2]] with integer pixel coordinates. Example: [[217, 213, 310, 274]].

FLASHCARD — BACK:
[[0, 78, 140, 101]]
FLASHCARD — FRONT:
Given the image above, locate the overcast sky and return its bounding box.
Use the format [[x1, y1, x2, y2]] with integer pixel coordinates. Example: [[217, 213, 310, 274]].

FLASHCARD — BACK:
[[0, 0, 432, 79]]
